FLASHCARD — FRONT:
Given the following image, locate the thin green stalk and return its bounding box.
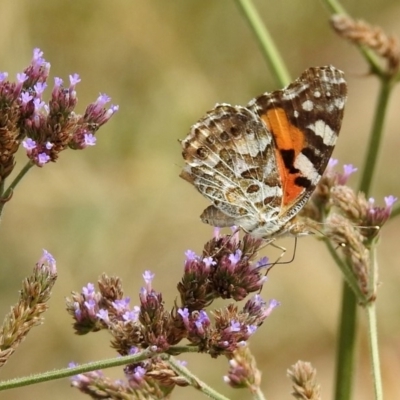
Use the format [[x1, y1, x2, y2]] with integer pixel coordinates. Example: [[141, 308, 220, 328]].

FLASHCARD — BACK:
[[234, 0, 291, 87], [366, 245, 383, 400], [325, 240, 365, 301], [0, 161, 34, 217], [359, 79, 392, 194], [165, 355, 230, 400], [366, 302, 383, 400], [252, 386, 267, 400], [334, 283, 357, 400], [0, 349, 156, 391], [389, 204, 400, 220]]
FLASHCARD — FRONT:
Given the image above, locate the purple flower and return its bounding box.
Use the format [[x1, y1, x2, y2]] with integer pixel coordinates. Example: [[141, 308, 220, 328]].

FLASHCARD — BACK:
[[203, 256, 216, 269], [83, 133, 96, 147], [142, 270, 155, 289], [328, 158, 338, 169], [54, 77, 63, 87], [82, 283, 95, 298], [69, 73, 81, 86], [45, 142, 54, 150], [34, 82, 47, 96], [194, 310, 210, 335], [84, 299, 97, 315], [95, 93, 111, 107], [122, 309, 139, 323], [21, 92, 33, 104], [37, 249, 57, 274], [229, 320, 241, 332], [112, 297, 131, 312], [264, 299, 280, 317], [96, 309, 109, 323], [129, 346, 139, 355], [37, 152, 50, 165], [247, 325, 257, 335], [22, 138, 37, 151], [256, 256, 269, 268], [178, 307, 190, 328], [184, 249, 197, 261], [0, 72, 8, 82], [133, 366, 146, 379], [32, 48, 44, 62], [16, 73, 28, 84], [384, 195, 397, 210], [228, 249, 242, 266]]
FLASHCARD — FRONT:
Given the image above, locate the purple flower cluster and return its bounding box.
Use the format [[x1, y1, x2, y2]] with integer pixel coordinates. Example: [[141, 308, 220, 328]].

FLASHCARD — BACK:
[[0, 48, 118, 180]]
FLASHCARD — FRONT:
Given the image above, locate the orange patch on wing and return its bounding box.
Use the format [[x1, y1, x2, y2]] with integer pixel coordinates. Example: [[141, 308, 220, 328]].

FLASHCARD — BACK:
[[261, 108, 306, 208]]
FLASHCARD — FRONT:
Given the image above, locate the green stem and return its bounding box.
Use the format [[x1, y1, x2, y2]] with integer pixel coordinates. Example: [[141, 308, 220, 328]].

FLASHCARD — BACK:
[[252, 386, 267, 400], [334, 282, 357, 400], [165, 355, 230, 400], [0, 349, 157, 391], [366, 245, 383, 400], [389, 203, 400, 220], [359, 79, 392, 194], [366, 301, 383, 400], [234, 0, 291, 87], [0, 161, 34, 217], [325, 240, 365, 301]]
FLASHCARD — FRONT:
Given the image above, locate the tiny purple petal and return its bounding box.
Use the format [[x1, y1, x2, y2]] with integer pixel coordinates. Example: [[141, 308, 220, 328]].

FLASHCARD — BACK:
[[69, 73, 81, 86], [21, 92, 33, 104], [133, 366, 146, 379], [82, 283, 95, 298], [33, 48, 44, 61], [96, 309, 109, 322], [143, 270, 155, 284], [45, 142, 54, 150], [112, 297, 131, 312], [328, 158, 338, 168], [229, 320, 241, 332], [184, 249, 197, 261], [16, 73, 28, 83], [123, 310, 139, 323], [84, 133, 96, 146], [256, 256, 269, 268], [34, 82, 47, 95], [129, 346, 139, 355], [247, 325, 258, 335], [384, 195, 398, 209], [0, 72, 8, 82], [54, 77, 63, 87], [33, 98, 46, 111], [23, 138, 37, 151], [203, 256, 216, 268], [228, 249, 242, 265], [84, 299, 96, 313], [343, 164, 357, 176], [96, 93, 110, 106], [37, 153, 50, 165]]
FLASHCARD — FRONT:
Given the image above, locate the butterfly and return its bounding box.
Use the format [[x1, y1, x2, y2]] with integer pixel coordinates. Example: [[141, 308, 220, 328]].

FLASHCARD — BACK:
[[180, 66, 347, 239]]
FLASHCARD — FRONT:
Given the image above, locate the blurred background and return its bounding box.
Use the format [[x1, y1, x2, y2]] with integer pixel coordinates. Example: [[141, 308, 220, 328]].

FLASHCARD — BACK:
[[0, 1, 399, 399]]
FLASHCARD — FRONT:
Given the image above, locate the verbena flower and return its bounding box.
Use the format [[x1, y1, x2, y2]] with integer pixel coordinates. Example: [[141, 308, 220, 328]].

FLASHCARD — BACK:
[[0, 48, 118, 188]]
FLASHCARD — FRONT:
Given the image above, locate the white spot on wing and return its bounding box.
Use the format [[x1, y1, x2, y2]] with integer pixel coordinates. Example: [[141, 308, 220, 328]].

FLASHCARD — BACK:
[[302, 100, 314, 111], [307, 120, 337, 146], [294, 153, 321, 184]]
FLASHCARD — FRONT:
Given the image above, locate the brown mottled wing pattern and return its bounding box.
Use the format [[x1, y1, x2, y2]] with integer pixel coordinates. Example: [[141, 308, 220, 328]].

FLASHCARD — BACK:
[[247, 65, 347, 222], [180, 66, 347, 238], [180, 104, 283, 233]]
